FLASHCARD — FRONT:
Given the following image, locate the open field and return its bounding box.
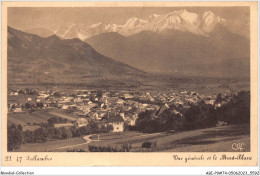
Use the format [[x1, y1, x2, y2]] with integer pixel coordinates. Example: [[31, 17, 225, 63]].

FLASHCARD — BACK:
[[89, 124, 250, 152], [90, 131, 168, 147], [28, 111, 56, 121], [8, 112, 47, 125], [7, 109, 78, 126], [14, 124, 250, 152], [90, 131, 150, 140], [14, 137, 86, 152], [8, 116, 27, 126], [165, 136, 250, 152], [48, 111, 77, 121]]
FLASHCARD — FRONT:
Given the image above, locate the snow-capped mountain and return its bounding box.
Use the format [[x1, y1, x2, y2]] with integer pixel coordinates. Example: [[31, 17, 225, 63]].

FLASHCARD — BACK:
[[55, 9, 226, 40], [201, 11, 226, 33]]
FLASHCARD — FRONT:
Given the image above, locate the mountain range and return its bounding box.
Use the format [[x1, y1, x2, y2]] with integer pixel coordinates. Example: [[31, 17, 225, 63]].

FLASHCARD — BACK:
[[8, 9, 250, 82], [8, 27, 145, 84], [86, 27, 249, 77], [23, 9, 247, 40]]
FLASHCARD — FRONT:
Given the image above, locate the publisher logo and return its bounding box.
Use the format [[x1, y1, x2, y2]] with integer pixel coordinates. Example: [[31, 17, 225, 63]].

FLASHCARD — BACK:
[[232, 143, 245, 151]]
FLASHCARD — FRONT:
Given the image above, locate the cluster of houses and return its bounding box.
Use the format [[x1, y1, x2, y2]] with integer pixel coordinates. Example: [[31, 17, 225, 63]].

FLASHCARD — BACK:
[[8, 88, 234, 132]]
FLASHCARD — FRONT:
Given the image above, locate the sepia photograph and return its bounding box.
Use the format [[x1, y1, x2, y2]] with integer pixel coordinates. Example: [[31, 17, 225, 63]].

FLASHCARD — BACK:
[[1, 1, 258, 167]]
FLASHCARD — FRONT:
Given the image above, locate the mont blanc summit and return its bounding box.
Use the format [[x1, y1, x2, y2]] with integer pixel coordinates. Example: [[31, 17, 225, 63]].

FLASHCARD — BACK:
[[53, 9, 227, 40]]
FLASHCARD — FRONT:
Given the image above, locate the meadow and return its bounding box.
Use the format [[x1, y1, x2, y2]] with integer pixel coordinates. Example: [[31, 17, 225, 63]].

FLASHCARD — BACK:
[[7, 109, 77, 126], [89, 124, 250, 152], [14, 137, 86, 152], [14, 124, 249, 152]]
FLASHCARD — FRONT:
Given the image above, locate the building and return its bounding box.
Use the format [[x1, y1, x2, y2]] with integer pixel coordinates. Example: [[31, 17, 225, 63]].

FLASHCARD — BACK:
[[124, 94, 133, 99], [205, 99, 215, 105], [76, 118, 88, 127], [62, 105, 69, 110], [54, 123, 74, 128], [10, 92, 18, 96], [124, 113, 138, 126], [14, 106, 23, 112], [117, 99, 125, 105], [107, 114, 124, 132], [156, 103, 169, 116]]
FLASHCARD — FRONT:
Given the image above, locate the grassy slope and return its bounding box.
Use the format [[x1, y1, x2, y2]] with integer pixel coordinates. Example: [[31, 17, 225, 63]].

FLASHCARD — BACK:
[[14, 137, 86, 152], [164, 136, 250, 152], [13, 124, 250, 152], [91, 124, 250, 152]]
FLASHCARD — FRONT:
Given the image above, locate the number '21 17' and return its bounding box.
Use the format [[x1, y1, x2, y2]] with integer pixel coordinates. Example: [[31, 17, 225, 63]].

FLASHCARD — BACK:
[[5, 156, 22, 163]]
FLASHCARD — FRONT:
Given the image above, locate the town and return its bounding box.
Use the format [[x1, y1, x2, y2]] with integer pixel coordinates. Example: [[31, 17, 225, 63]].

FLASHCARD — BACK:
[[7, 85, 250, 152], [8, 87, 234, 133]]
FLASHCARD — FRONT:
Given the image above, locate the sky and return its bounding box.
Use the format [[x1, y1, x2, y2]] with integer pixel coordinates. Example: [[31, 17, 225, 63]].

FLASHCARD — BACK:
[[8, 7, 249, 31]]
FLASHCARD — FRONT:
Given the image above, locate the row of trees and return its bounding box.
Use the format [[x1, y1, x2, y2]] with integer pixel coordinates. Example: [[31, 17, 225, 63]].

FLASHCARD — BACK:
[[214, 91, 250, 124], [8, 102, 44, 111], [8, 124, 23, 151], [23, 126, 73, 143], [70, 122, 113, 137], [47, 116, 68, 126], [15, 88, 37, 95], [88, 144, 132, 152], [135, 91, 250, 133], [24, 102, 44, 109], [8, 120, 113, 151], [135, 109, 184, 133]]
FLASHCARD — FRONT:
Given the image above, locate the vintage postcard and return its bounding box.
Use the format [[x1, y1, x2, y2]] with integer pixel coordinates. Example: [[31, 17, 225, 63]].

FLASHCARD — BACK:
[[1, 1, 258, 166]]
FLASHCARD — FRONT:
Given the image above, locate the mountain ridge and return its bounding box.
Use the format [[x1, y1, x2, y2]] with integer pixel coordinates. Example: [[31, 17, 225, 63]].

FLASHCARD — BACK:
[[8, 26, 147, 84], [58, 9, 226, 40], [86, 27, 249, 78], [19, 9, 247, 40]]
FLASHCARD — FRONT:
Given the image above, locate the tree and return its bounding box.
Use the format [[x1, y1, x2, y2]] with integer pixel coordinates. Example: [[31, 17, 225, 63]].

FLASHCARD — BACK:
[[87, 121, 100, 133], [184, 103, 216, 130], [54, 128, 63, 139], [25, 102, 31, 109], [23, 130, 34, 143], [47, 117, 60, 126], [137, 110, 154, 121], [45, 127, 55, 139], [18, 89, 25, 94], [215, 91, 250, 124], [135, 110, 160, 133], [33, 128, 46, 143], [36, 102, 44, 108], [235, 91, 250, 124], [97, 89, 103, 98], [17, 124, 23, 132], [39, 122, 49, 128], [215, 93, 222, 105], [61, 127, 72, 139], [159, 109, 183, 131], [71, 126, 80, 137], [10, 104, 16, 111], [53, 92, 61, 98], [99, 125, 107, 133], [78, 125, 91, 136], [71, 94, 77, 98], [8, 124, 23, 151], [106, 124, 113, 132]]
